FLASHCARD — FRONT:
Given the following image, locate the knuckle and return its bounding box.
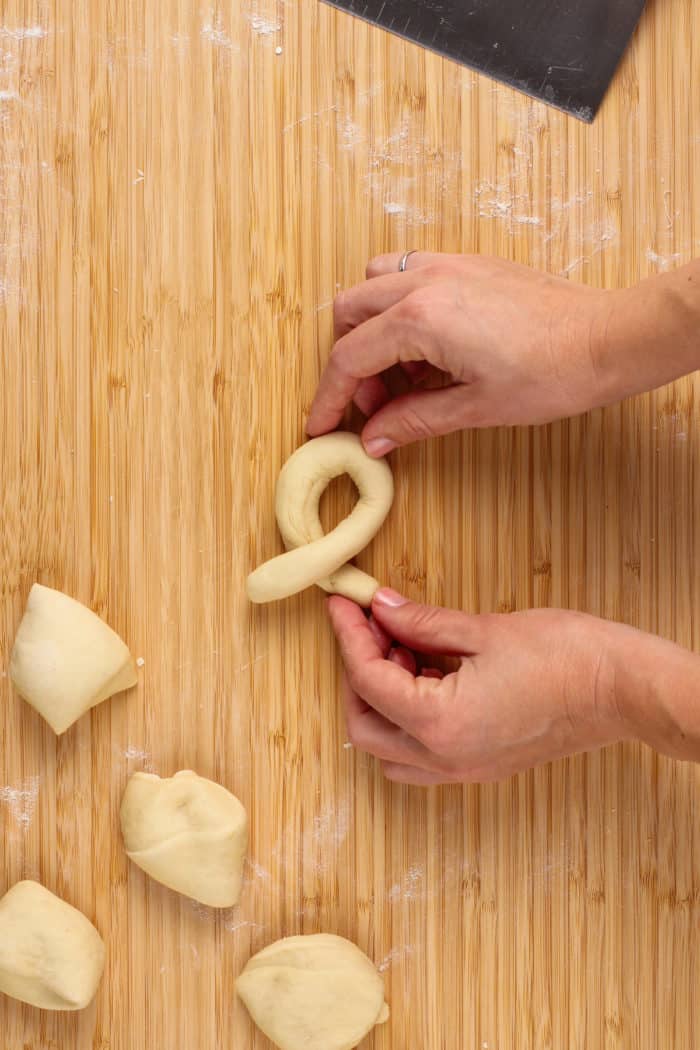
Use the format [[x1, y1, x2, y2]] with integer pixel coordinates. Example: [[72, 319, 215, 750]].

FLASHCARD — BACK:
[[420, 722, 452, 757], [420, 262, 449, 282], [328, 342, 352, 379], [333, 291, 350, 330], [409, 604, 444, 634], [343, 660, 374, 700], [366, 256, 384, 278], [396, 404, 436, 441], [344, 661, 363, 694], [400, 290, 434, 327], [345, 720, 364, 749]]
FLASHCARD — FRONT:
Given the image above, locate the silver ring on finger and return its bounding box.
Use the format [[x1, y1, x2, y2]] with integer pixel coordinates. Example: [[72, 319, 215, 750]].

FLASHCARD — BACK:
[[398, 249, 418, 273]]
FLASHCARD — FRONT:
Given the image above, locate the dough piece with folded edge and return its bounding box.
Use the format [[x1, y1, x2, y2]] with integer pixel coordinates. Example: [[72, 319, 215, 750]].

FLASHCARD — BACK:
[[120, 770, 248, 908], [236, 933, 389, 1050], [247, 432, 394, 606], [9, 583, 137, 734], [0, 880, 105, 1011]]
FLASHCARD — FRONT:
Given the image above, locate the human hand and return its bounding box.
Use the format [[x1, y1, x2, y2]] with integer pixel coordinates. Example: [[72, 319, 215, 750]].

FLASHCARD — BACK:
[[327, 589, 630, 785], [307, 252, 624, 454]]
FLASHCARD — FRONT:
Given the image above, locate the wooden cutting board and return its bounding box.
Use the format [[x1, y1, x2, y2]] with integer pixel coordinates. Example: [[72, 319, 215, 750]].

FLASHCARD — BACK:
[[1, 1, 698, 1048]]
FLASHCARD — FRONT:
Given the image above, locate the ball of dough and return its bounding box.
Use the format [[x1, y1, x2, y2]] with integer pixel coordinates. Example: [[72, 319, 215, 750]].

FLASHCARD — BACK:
[[236, 934, 389, 1050], [0, 880, 105, 1011], [9, 583, 138, 734], [120, 770, 248, 908], [247, 432, 394, 606]]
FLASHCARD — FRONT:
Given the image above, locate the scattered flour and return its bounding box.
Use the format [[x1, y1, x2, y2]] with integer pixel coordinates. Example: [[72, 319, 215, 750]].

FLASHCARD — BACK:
[[558, 221, 619, 276], [122, 746, 154, 771], [226, 917, 267, 933], [473, 179, 544, 228], [282, 104, 338, 134], [387, 865, 424, 902], [249, 14, 281, 35], [234, 651, 269, 674], [245, 859, 272, 883], [377, 944, 414, 972], [0, 277, 19, 303], [188, 898, 219, 922], [312, 798, 349, 850], [0, 775, 40, 829], [271, 798, 351, 878], [201, 16, 235, 49], [0, 25, 47, 40], [646, 249, 682, 271], [338, 115, 363, 152]]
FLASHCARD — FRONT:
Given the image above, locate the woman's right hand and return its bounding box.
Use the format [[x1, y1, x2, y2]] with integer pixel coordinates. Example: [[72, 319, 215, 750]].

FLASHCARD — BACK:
[[327, 589, 700, 785], [307, 251, 698, 455]]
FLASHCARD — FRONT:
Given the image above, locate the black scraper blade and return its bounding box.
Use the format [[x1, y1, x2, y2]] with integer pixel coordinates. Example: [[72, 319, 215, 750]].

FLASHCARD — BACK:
[[323, 0, 646, 121]]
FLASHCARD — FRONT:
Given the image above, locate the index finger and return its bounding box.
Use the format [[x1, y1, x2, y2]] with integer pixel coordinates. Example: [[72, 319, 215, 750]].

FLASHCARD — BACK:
[[328, 596, 440, 734], [306, 303, 426, 437]]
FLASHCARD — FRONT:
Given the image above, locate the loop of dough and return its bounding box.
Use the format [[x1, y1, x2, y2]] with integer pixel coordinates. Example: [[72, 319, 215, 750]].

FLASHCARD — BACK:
[[247, 432, 394, 606]]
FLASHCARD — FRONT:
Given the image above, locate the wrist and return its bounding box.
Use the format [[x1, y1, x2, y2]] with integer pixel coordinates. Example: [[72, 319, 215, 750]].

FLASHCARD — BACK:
[[591, 267, 700, 405], [558, 613, 634, 746], [604, 622, 700, 761]]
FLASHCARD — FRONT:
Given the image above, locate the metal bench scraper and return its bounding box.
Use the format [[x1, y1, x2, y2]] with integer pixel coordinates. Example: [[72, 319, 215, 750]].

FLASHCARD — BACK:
[[323, 0, 647, 121]]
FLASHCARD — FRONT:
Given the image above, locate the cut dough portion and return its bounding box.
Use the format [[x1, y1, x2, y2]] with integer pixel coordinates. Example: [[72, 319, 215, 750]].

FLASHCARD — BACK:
[[120, 770, 248, 908], [0, 880, 105, 1011], [9, 583, 137, 734], [236, 933, 389, 1050], [247, 432, 394, 606]]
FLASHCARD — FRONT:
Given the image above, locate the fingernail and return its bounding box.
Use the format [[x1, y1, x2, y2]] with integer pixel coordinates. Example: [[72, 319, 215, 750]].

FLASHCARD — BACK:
[[373, 587, 409, 608], [364, 437, 396, 458]]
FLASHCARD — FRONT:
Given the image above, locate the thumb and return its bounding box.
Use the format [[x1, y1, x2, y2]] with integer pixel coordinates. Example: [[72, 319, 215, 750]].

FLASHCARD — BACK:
[[362, 385, 470, 456], [371, 589, 481, 656]]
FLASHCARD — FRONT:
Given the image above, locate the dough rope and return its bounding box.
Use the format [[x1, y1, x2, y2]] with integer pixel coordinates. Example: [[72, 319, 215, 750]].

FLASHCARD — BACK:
[[247, 432, 394, 606]]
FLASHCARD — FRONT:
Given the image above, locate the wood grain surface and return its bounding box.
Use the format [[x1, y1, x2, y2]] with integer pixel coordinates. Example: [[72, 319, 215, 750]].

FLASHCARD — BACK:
[[1, 1, 698, 1048]]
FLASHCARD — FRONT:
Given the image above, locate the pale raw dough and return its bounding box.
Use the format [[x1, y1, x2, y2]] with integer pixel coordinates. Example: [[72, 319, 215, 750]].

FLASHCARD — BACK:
[[9, 583, 138, 734], [236, 933, 389, 1050], [247, 432, 394, 606], [0, 880, 105, 1011], [120, 770, 248, 908]]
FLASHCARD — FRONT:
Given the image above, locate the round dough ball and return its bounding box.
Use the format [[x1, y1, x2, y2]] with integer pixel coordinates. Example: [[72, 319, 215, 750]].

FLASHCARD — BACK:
[[120, 770, 248, 908], [9, 583, 137, 734], [236, 934, 389, 1050], [0, 880, 105, 1011]]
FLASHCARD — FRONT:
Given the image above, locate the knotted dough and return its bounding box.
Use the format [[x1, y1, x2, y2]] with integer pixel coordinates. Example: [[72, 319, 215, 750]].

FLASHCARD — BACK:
[[247, 432, 393, 606]]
